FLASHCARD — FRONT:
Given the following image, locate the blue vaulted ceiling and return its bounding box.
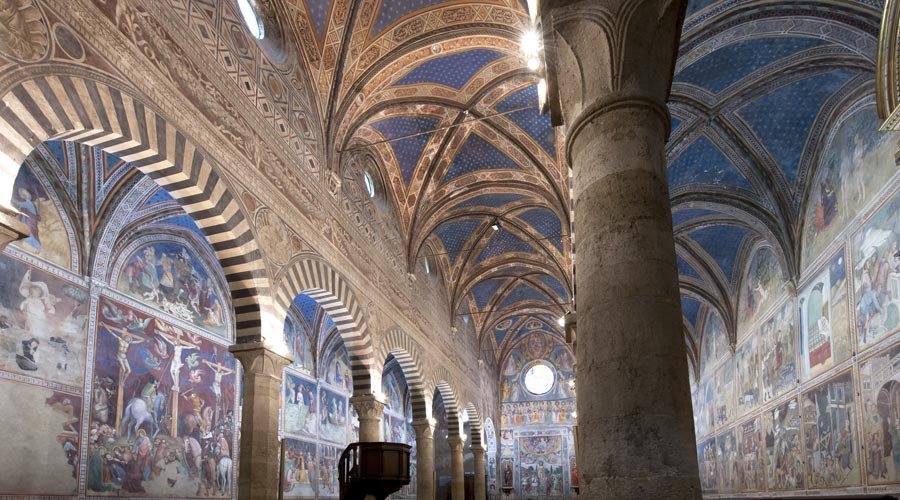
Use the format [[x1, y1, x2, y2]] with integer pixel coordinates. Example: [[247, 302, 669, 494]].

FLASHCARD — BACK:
[[395, 49, 505, 89], [330, 0, 878, 355]]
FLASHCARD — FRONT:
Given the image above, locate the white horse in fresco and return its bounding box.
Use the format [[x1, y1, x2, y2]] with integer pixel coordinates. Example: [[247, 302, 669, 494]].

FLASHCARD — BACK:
[[216, 457, 232, 494], [120, 394, 166, 440]]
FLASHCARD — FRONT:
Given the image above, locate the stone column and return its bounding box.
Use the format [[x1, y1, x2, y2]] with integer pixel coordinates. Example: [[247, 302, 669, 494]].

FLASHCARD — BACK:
[[447, 435, 465, 500], [541, 0, 701, 498], [412, 419, 436, 500], [471, 444, 486, 500], [229, 343, 293, 500], [350, 394, 385, 442]]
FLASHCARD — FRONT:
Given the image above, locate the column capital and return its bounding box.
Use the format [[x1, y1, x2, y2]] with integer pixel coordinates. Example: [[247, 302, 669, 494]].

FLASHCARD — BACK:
[[349, 393, 386, 419], [412, 418, 437, 437], [540, 0, 683, 140], [447, 435, 465, 451], [229, 342, 293, 379], [470, 444, 486, 455]]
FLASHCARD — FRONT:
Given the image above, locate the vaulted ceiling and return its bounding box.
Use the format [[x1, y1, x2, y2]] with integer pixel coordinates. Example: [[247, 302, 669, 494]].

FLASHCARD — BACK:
[[266, 0, 883, 361]]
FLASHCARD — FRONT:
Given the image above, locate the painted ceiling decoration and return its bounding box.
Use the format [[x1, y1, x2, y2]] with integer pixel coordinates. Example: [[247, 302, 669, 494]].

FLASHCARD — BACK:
[[272, 0, 884, 362]]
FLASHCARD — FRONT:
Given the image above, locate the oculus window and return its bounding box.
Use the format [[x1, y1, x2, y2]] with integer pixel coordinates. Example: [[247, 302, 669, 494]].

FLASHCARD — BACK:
[[238, 0, 265, 39], [523, 362, 555, 395]]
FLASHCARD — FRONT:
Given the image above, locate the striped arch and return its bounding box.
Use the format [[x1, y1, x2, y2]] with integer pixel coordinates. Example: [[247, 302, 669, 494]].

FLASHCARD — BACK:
[[463, 402, 483, 447], [274, 256, 374, 394], [0, 74, 266, 337], [432, 367, 462, 437], [379, 327, 429, 421]]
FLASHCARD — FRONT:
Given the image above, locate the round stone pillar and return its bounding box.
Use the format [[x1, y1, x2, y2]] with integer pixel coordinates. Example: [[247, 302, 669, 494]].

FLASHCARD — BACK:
[[229, 343, 293, 500], [350, 394, 386, 442], [541, 0, 701, 498], [447, 435, 465, 500], [412, 419, 436, 500], [471, 444, 486, 500]]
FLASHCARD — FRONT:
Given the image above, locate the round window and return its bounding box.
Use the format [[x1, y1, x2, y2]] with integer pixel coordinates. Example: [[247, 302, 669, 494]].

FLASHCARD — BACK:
[[523, 362, 555, 395], [237, 0, 265, 39], [363, 171, 376, 198]]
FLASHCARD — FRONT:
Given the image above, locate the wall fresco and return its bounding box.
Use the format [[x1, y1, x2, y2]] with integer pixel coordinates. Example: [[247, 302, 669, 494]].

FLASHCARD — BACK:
[[739, 417, 764, 491], [11, 159, 72, 270], [0, 379, 82, 495], [698, 438, 718, 493], [117, 241, 229, 338], [88, 297, 237, 497], [518, 434, 566, 496], [800, 249, 851, 379], [700, 310, 729, 378], [763, 398, 804, 490], [735, 335, 760, 417], [738, 247, 783, 338], [283, 438, 317, 499], [853, 185, 900, 349], [760, 301, 796, 402], [0, 254, 88, 385], [804, 106, 899, 265], [714, 359, 734, 426], [859, 340, 900, 485], [802, 371, 860, 488], [717, 429, 739, 493]]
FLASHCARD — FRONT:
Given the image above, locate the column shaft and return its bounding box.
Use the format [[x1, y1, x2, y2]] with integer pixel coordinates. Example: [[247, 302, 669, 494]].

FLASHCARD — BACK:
[[448, 436, 465, 500], [350, 394, 385, 442], [413, 420, 436, 500], [472, 444, 486, 500], [229, 343, 293, 500], [542, 0, 701, 498]]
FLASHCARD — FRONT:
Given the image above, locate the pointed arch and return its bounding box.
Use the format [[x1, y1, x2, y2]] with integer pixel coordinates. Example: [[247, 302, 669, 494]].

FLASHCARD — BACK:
[[378, 326, 429, 421], [0, 73, 266, 338], [274, 256, 374, 394], [463, 402, 483, 447], [432, 367, 462, 437]]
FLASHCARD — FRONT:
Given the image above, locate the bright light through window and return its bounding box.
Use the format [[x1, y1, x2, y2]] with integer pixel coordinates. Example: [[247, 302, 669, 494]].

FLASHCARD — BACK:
[[363, 171, 375, 198], [238, 0, 265, 39], [523, 362, 555, 395]]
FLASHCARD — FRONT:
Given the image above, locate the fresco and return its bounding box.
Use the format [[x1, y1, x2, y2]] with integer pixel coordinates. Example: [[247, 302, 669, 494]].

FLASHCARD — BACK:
[[0, 379, 81, 495], [802, 371, 860, 488], [501, 400, 577, 427], [117, 241, 229, 338], [737, 247, 783, 338], [714, 360, 734, 426], [805, 106, 899, 265], [700, 310, 729, 378], [738, 417, 763, 492], [799, 249, 851, 379], [517, 435, 566, 496], [763, 398, 803, 490], [319, 386, 349, 443], [11, 161, 72, 269], [317, 444, 341, 497], [698, 438, 718, 493], [858, 342, 900, 485], [284, 314, 314, 371], [87, 297, 236, 497], [283, 438, 317, 498], [694, 378, 715, 438], [502, 333, 575, 403], [321, 340, 352, 392], [717, 429, 739, 493], [735, 335, 760, 416], [284, 372, 318, 438], [0, 255, 88, 385], [852, 185, 900, 349], [760, 301, 796, 401]]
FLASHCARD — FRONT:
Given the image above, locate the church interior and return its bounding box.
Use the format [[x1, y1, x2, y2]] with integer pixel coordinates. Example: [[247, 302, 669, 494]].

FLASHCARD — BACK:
[[0, 0, 899, 499]]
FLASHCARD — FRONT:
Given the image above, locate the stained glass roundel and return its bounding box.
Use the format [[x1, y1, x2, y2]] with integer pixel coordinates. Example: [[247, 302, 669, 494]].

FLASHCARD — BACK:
[[523, 362, 555, 395]]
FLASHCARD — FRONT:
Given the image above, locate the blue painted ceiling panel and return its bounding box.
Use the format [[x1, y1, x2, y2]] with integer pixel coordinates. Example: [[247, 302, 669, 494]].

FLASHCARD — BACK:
[[395, 49, 505, 89]]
